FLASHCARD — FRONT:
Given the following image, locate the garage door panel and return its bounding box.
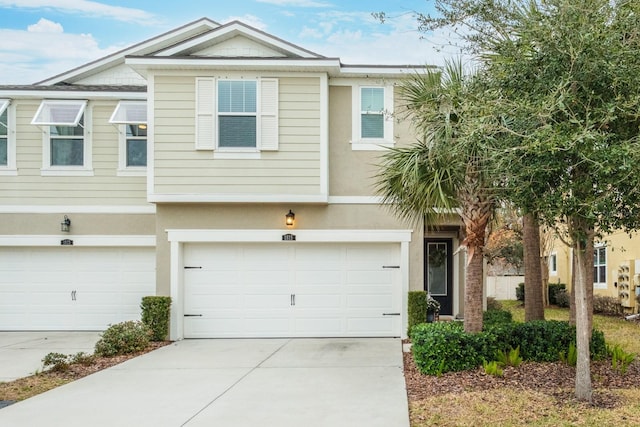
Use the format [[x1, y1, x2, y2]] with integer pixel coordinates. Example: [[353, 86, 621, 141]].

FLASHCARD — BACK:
[[184, 242, 401, 338], [0, 247, 155, 331]]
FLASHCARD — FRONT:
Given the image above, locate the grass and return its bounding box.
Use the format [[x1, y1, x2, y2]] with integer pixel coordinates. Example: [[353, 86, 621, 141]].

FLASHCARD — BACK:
[[0, 376, 72, 402], [410, 301, 640, 427]]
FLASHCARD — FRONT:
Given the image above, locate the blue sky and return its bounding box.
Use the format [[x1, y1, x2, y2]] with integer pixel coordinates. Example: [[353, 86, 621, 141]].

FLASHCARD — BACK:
[[0, 0, 464, 84]]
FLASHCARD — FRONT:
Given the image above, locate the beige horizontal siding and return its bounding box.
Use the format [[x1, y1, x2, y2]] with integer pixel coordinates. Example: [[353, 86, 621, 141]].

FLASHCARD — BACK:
[[152, 74, 322, 197], [0, 100, 148, 206]]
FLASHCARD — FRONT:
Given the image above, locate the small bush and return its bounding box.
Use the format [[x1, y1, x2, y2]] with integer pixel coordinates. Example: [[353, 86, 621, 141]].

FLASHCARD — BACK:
[[610, 344, 635, 374], [483, 360, 503, 377], [141, 296, 172, 341], [42, 352, 70, 372], [560, 342, 577, 366], [548, 283, 566, 305], [410, 322, 498, 375], [95, 320, 152, 357], [555, 289, 570, 308], [516, 283, 525, 301], [486, 297, 502, 311], [593, 295, 623, 316], [407, 291, 428, 335], [70, 352, 95, 366], [483, 308, 513, 328], [496, 346, 522, 368]]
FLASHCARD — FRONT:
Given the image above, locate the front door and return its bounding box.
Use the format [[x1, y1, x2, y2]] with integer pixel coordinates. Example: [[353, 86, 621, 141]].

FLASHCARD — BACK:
[[424, 239, 453, 316]]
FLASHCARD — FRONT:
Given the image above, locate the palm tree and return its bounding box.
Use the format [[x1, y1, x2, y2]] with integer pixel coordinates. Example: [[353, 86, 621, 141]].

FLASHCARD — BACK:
[[376, 60, 495, 333]]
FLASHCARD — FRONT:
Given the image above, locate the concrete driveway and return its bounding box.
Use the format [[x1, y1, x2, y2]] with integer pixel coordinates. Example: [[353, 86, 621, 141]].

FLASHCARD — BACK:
[[0, 338, 409, 427], [0, 332, 102, 382]]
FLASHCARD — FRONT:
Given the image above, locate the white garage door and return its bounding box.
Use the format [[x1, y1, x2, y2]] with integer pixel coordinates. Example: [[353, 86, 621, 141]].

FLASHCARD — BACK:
[[0, 247, 156, 331], [183, 242, 401, 338]]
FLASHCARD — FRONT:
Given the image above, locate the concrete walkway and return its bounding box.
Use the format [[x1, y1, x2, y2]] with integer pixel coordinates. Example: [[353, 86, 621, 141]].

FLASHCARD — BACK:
[[0, 338, 410, 427], [0, 332, 101, 382]]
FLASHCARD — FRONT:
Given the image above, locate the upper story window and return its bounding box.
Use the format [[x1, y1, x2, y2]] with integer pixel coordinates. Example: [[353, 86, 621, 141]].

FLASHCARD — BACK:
[[0, 99, 16, 175], [32, 100, 92, 176], [195, 77, 278, 157], [109, 101, 147, 175], [351, 85, 394, 151], [594, 246, 607, 289]]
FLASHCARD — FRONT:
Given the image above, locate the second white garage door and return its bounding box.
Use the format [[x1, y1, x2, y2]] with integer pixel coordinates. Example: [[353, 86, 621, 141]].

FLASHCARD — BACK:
[[183, 242, 401, 338]]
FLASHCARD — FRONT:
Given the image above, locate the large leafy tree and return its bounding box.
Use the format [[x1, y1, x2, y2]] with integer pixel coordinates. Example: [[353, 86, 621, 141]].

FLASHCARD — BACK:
[[414, 0, 640, 402], [376, 60, 495, 333]]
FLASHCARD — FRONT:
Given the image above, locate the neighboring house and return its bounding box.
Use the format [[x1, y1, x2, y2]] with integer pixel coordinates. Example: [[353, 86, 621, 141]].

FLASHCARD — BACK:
[[0, 18, 466, 339], [550, 230, 640, 313]]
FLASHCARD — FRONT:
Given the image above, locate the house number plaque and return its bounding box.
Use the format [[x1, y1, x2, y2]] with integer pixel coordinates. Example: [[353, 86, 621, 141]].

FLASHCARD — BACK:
[[282, 233, 296, 241], [60, 239, 74, 246]]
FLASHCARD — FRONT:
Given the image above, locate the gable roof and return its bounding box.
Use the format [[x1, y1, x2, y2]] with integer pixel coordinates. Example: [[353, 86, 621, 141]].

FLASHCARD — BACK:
[[35, 18, 221, 86]]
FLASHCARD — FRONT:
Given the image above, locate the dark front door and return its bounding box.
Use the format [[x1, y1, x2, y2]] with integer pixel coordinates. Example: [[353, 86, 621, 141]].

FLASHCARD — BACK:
[[424, 238, 454, 316]]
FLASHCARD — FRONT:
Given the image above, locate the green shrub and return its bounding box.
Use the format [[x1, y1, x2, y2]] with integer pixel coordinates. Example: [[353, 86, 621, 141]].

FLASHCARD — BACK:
[[95, 320, 152, 357], [496, 346, 522, 368], [516, 283, 525, 301], [42, 352, 70, 372], [486, 297, 502, 311], [410, 322, 498, 375], [141, 296, 172, 341], [590, 329, 608, 360], [483, 308, 513, 327], [70, 352, 96, 366], [555, 289, 570, 308], [548, 283, 566, 305], [610, 344, 635, 374], [560, 342, 577, 366], [483, 360, 503, 377], [407, 291, 428, 335], [593, 295, 623, 316]]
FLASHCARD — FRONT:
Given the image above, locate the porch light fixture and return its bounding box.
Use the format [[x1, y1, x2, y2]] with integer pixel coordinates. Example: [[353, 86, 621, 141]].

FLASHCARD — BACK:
[[285, 210, 295, 227], [61, 215, 71, 232]]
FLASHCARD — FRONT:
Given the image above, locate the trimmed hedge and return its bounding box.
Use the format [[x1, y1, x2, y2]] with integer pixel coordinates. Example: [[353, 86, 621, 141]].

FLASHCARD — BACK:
[[407, 291, 428, 335], [410, 319, 607, 375], [548, 283, 566, 305], [141, 296, 172, 341], [95, 321, 151, 357], [483, 308, 513, 327]]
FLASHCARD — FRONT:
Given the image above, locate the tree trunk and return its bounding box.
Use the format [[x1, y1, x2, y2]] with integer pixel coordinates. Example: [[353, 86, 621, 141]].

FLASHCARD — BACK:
[[541, 255, 549, 307], [464, 243, 485, 333], [524, 213, 544, 321], [570, 251, 576, 325], [573, 236, 592, 402]]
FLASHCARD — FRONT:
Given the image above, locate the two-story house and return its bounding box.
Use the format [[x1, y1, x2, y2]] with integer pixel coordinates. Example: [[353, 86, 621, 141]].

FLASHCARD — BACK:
[[0, 18, 466, 339]]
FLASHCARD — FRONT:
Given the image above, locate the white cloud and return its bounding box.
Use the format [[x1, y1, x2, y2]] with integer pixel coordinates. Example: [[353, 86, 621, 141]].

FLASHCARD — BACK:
[[0, 0, 157, 24], [27, 17, 62, 32], [0, 22, 120, 84], [256, 0, 331, 7]]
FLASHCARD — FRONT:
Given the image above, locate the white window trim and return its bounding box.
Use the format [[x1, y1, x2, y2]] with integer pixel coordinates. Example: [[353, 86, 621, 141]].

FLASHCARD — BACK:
[[594, 245, 607, 289], [351, 84, 394, 151], [549, 252, 558, 275], [40, 104, 93, 176], [195, 76, 279, 157], [117, 124, 147, 176], [0, 100, 17, 175]]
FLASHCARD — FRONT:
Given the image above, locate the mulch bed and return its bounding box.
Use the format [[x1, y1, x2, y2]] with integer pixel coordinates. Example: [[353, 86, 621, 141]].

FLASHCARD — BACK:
[[403, 349, 640, 408]]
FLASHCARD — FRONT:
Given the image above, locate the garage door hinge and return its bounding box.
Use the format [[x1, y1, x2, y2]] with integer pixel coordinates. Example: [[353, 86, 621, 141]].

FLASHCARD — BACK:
[[382, 265, 400, 269], [184, 314, 203, 317], [382, 313, 400, 316], [184, 266, 202, 269]]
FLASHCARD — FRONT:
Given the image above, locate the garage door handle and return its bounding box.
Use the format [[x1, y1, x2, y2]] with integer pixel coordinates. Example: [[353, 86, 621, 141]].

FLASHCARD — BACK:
[[382, 266, 400, 269], [382, 313, 400, 316], [184, 314, 202, 317]]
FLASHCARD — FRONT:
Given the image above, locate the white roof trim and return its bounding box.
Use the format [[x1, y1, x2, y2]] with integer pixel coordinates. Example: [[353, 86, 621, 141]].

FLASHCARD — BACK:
[[155, 21, 323, 59], [31, 100, 87, 126], [0, 90, 146, 100], [36, 18, 220, 85], [109, 100, 147, 124], [0, 99, 9, 116]]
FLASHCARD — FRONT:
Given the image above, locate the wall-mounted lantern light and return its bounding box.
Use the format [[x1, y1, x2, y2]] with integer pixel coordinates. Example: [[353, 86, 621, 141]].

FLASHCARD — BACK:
[[285, 210, 295, 227], [61, 215, 71, 232]]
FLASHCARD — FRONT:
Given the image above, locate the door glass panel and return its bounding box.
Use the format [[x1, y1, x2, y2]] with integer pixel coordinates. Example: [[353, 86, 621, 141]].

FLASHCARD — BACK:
[[427, 242, 447, 296]]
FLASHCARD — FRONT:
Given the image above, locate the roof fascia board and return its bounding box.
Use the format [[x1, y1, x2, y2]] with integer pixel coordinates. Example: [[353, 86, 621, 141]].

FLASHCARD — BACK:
[[0, 90, 147, 100], [126, 57, 341, 74], [155, 21, 323, 59], [36, 18, 220, 86]]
